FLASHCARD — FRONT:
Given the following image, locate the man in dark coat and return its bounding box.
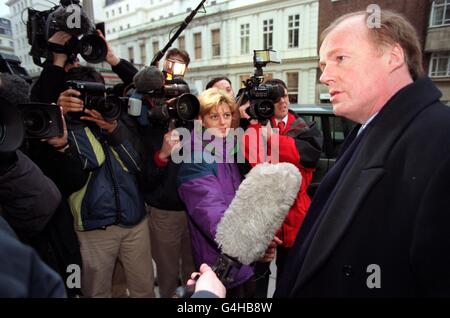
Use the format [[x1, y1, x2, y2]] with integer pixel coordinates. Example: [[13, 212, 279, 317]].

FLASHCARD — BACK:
[[0, 215, 66, 298], [275, 10, 450, 297]]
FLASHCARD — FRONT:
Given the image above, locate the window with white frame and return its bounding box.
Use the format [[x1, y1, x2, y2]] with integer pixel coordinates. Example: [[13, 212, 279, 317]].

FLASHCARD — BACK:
[[288, 14, 300, 48], [128, 46, 134, 64], [239, 74, 250, 88], [211, 29, 221, 57], [178, 35, 185, 51], [194, 32, 202, 59], [240, 23, 250, 55], [140, 44, 146, 65], [263, 19, 273, 50], [152, 41, 159, 55], [430, 0, 450, 27], [287, 72, 299, 103], [429, 52, 450, 77]]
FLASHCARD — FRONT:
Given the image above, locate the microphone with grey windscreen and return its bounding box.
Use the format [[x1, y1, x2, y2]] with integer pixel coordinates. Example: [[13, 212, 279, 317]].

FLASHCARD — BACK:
[[175, 162, 301, 298], [133, 66, 165, 93], [128, 66, 165, 116]]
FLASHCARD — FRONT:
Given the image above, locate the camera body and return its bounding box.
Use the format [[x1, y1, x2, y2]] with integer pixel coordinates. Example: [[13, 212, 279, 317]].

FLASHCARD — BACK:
[[0, 100, 64, 153], [66, 81, 123, 121], [128, 75, 199, 128], [27, 0, 107, 66], [238, 50, 284, 123]]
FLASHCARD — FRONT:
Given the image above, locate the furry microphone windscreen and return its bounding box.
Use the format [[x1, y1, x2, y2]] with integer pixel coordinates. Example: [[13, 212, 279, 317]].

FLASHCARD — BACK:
[[215, 162, 301, 265], [133, 66, 165, 93]]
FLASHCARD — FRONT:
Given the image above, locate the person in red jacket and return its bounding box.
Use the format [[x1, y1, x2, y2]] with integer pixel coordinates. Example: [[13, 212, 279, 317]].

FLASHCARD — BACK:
[[241, 79, 322, 295]]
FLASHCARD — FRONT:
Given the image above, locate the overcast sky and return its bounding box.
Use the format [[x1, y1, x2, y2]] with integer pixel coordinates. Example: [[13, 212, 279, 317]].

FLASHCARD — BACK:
[[0, 1, 10, 18]]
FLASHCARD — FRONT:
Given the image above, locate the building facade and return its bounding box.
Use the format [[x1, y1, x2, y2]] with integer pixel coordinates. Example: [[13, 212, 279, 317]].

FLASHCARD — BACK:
[[6, 0, 54, 76], [0, 18, 14, 55], [104, 0, 319, 104], [426, 0, 450, 104]]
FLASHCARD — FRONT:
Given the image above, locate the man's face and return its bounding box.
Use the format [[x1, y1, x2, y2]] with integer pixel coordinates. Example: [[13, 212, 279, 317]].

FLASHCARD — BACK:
[[168, 53, 186, 64], [213, 80, 234, 96], [319, 16, 391, 123], [273, 88, 289, 120]]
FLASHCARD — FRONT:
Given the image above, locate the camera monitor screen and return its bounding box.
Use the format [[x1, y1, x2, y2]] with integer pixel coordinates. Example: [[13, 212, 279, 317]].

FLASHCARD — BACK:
[[254, 50, 281, 64], [163, 59, 187, 77]]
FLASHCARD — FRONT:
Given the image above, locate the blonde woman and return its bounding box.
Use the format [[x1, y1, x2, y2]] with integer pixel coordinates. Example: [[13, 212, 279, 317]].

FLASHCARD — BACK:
[[177, 88, 254, 298]]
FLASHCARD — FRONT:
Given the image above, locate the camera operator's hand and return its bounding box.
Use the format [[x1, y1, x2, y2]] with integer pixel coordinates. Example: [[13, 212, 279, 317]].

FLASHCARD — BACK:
[[239, 101, 258, 125], [48, 31, 72, 68], [187, 264, 226, 298], [81, 109, 118, 134], [259, 236, 282, 263], [159, 130, 181, 162], [44, 108, 69, 152], [97, 29, 120, 67], [58, 89, 84, 115]]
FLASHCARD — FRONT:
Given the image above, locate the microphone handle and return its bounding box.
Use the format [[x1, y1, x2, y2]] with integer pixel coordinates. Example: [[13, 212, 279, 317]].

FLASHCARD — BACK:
[[173, 284, 196, 298]]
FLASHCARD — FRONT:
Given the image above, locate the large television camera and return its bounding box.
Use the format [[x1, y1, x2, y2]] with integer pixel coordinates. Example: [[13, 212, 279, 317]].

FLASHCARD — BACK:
[[127, 66, 199, 128], [27, 0, 107, 66], [0, 54, 32, 84], [237, 50, 285, 124], [66, 81, 125, 122], [0, 99, 64, 153]]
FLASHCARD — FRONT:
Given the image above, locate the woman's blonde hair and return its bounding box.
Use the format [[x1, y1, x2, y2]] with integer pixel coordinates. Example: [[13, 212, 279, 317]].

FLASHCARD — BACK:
[[198, 87, 237, 117]]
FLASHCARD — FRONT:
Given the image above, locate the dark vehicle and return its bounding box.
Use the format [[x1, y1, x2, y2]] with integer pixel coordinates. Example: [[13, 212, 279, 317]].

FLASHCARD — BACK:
[[291, 103, 356, 197]]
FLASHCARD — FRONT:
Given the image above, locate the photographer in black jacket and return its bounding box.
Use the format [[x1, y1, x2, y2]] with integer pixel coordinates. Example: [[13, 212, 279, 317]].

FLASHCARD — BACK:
[[142, 49, 196, 298], [30, 30, 138, 104], [0, 72, 84, 297]]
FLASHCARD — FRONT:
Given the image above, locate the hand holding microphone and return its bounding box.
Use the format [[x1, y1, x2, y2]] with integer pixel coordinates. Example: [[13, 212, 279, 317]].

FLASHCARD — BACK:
[[187, 264, 227, 298], [176, 162, 301, 298]]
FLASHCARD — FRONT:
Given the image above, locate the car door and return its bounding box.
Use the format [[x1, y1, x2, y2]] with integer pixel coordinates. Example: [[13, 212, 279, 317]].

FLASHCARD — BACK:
[[299, 112, 355, 197]]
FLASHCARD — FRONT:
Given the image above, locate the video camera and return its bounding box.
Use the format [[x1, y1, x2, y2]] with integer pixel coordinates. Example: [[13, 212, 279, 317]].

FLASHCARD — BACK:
[[66, 81, 125, 121], [237, 50, 284, 124], [127, 67, 199, 128], [27, 0, 107, 66], [0, 99, 64, 153], [0, 54, 32, 84]]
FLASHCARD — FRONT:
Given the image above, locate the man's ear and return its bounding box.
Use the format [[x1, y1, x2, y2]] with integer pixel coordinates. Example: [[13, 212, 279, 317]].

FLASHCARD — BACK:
[[387, 43, 406, 73]]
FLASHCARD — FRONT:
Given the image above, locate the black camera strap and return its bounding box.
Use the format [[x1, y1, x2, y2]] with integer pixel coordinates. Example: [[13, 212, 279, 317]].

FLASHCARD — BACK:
[[48, 42, 68, 54]]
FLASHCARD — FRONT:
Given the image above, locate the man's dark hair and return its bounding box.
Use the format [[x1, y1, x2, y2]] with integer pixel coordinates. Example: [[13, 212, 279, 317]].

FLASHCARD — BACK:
[[166, 48, 191, 67], [264, 78, 287, 90], [0, 73, 30, 106], [65, 66, 105, 84], [206, 77, 232, 90]]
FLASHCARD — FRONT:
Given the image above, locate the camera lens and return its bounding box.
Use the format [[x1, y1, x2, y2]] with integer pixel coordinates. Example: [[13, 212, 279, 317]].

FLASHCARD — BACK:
[[246, 100, 274, 121], [23, 109, 50, 137], [255, 100, 274, 119], [174, 94, 199, 121], [0, 104, 24, 152], [79, 34, 108, 64], [89, 96, 121, 121]]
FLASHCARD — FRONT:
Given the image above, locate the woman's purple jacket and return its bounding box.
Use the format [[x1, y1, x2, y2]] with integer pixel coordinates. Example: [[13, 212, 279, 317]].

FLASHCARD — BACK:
[[177, 131, 254, 289]]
